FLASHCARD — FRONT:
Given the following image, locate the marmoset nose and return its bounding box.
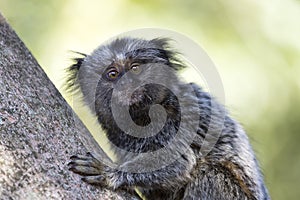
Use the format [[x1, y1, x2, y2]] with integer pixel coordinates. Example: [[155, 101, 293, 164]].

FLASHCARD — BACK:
[[120, 72, 138, 86], [120, 78, 132, 86]]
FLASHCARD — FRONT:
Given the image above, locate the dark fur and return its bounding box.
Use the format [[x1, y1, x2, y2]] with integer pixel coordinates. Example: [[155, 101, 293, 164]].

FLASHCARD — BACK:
[[67, 37, 270, 200]]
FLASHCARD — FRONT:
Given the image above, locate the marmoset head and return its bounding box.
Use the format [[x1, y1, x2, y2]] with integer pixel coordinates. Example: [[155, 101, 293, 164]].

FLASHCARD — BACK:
[[66, 37, 185, 127]]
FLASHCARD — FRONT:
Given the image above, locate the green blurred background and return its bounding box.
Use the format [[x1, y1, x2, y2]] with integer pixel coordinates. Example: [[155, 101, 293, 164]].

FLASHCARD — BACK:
[[1, 0, 300, 199]]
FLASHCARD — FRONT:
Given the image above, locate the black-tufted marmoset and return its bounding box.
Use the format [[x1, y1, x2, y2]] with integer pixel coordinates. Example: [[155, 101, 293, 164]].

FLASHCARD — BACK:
[[67, 37, 270, 200]]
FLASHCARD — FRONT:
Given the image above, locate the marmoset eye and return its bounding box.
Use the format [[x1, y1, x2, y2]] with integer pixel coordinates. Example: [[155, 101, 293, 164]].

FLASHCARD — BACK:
[[107, 70, 119, 80], [130, 63, 141, 74]]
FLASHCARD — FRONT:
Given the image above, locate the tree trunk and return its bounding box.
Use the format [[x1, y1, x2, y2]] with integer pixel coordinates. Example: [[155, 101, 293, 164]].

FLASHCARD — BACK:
[[0, 13, 139, 200]]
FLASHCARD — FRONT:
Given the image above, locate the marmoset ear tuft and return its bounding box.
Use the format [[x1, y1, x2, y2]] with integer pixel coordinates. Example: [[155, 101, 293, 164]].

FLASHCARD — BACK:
[[64, 51, 87, 93], [150, 37, 186, 71]]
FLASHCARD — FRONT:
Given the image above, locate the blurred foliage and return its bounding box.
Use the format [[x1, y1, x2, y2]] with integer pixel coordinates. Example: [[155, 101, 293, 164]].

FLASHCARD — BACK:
[[1, 0, 300, 199]]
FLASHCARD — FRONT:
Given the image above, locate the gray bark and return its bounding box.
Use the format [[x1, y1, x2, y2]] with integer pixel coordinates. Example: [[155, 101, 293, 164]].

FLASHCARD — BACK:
[[0, 13, 138, 200]]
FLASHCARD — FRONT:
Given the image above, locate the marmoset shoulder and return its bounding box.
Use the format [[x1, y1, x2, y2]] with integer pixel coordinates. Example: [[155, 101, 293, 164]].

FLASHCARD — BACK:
[[67, 37, 270, 200]]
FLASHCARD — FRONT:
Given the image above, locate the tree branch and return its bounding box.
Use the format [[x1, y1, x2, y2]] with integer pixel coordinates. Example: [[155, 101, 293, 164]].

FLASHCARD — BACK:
[[0, 12, 139, 200]]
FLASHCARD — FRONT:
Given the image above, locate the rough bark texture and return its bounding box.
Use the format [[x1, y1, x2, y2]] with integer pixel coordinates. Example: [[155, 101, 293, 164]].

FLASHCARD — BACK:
[[0, 13, 139, 200]]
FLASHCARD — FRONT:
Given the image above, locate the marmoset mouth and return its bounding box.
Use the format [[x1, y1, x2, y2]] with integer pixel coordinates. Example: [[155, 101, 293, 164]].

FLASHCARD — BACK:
[[129, 91, 147, 106]]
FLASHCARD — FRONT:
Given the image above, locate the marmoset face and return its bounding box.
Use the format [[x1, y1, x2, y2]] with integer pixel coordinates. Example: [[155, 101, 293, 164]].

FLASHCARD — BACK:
[[67, 37, 185, 130], [80, 37, 182, 111]]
